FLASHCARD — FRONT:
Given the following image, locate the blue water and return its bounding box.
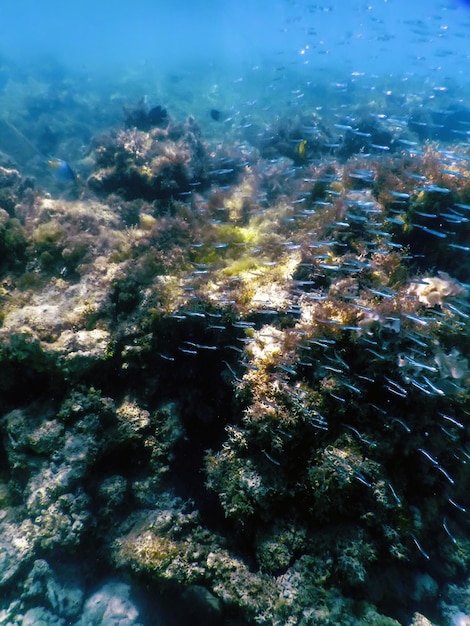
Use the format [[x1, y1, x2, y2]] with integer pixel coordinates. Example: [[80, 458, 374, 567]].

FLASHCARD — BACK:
[[0, 0, 469, 169], [1, 0, 470, 95]]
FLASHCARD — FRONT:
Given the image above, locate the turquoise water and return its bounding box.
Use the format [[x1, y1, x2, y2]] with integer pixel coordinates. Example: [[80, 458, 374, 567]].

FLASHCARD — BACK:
[[0, 2, 470, 625], [1, 1, 470, 106], [1, 0, 470, 170], [1, 0, 470, 73], [1, 0, 470, 181]]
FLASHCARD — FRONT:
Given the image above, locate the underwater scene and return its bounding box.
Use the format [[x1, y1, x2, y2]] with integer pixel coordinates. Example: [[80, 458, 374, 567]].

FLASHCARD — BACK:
[[1, 0, 470, 624]]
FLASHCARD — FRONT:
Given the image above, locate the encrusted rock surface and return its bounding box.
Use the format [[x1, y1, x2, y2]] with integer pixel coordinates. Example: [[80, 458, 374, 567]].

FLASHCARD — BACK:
[[0, 101, 469, 625]]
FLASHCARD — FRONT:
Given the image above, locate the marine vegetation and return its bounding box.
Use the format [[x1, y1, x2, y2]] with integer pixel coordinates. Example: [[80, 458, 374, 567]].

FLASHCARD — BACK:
[[0, 96, 469, 625]]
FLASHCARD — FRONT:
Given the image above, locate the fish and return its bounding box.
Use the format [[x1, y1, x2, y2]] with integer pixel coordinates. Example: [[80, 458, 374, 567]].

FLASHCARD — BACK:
[[296, 139, 308, 160], [210, 109, 223, 121], [47, 157, 77, 182]]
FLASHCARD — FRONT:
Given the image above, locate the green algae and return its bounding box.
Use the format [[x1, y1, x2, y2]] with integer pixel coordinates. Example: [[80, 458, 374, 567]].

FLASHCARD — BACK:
[[0, 212, 27, 271]]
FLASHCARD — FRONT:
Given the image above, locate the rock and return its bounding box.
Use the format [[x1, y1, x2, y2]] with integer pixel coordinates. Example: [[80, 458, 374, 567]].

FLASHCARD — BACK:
[[409, 613, 436, 626], [179, 585, 223, 626], [22, 606, 65, 626], [22, 559, 84, 620], [97, 475, 128, 513], [0, 519, 37, 586], [76, 582, 142, 626]]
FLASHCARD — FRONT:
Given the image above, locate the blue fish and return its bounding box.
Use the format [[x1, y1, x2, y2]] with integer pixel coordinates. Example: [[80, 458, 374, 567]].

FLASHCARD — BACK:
[[47, 157, 77, 182]]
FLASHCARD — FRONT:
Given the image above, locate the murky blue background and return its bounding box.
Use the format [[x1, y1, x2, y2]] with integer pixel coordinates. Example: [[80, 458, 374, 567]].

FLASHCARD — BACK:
[[1, 0, 469, 80]]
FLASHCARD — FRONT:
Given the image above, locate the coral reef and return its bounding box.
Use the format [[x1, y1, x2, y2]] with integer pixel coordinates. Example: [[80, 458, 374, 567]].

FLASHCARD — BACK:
[[0, 93, 469, 626], [87, 109, 244, 203]]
